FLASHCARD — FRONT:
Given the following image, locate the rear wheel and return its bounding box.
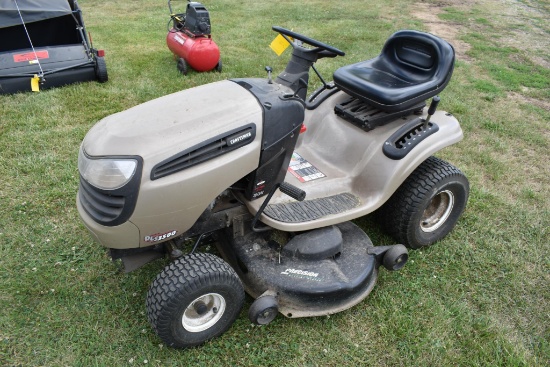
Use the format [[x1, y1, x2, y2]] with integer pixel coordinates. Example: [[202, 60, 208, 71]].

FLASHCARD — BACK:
[[177, 57, 188, 75], [377, 156, 469, 249], [146, 252, 244, 348], [95, 56, 108, 83]]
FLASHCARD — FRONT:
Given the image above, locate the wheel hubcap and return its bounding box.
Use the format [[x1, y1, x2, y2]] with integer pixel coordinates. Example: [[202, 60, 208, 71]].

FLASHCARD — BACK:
[[182, 293, 226, 332], [257, 308, 277, 325], [421, 190, 454, 233]]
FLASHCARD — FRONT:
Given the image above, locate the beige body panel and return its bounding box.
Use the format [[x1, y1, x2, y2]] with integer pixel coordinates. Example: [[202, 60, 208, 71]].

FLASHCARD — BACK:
[[80, 80, 264, 248], [83, 80, 260, 159], [245, 90, 463, 231], [79, 81, 462, 248]]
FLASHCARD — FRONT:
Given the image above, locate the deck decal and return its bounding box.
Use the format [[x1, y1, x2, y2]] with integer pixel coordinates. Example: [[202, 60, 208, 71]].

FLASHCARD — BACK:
[[13, 50, 49, 63], [288, 152, 326, 182]]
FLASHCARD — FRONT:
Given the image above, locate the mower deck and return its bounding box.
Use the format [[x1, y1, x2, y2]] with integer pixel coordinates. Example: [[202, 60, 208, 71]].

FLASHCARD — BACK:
[[218, 221, 379, 318]]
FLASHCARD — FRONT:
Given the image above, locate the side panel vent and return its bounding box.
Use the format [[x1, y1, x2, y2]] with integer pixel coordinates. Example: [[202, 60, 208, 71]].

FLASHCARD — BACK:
[[151, 123, 256, 180], [383, 118, 439, 160]]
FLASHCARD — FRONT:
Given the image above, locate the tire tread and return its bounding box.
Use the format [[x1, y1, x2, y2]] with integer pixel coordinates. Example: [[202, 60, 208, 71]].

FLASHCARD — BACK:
[[377, 156, 468, 248], [146, 252, 244, 347]]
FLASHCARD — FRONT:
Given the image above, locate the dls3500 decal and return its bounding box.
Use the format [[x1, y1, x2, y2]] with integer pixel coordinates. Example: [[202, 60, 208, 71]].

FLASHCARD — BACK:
[[144, 230, 177, 243]]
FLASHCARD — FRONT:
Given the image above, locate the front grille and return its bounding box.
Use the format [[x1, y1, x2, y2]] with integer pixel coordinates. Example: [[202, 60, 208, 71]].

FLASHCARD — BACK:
[[78, 155, 142, 227], [79, 178, 125, 224]]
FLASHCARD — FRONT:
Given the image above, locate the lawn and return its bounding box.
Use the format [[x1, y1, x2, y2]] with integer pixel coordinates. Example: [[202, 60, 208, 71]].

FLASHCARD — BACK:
[[0, 0, 548, 366]]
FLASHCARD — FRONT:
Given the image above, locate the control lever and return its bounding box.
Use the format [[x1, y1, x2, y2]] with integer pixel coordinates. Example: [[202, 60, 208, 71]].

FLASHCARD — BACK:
[[251, 182, 306, 232], [424, 96, 440, 129], [279, 182, 306, 201], [265, 66, 273, 84]]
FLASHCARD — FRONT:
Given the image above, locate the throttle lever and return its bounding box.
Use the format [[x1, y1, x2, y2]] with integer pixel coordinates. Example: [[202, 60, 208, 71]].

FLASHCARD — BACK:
[[251, 182, 306, 232], [424, 96, 440, 129]]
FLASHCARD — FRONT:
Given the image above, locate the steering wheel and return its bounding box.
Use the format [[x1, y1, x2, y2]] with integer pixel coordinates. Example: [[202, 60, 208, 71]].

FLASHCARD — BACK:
[[272, 26, 345, 56]]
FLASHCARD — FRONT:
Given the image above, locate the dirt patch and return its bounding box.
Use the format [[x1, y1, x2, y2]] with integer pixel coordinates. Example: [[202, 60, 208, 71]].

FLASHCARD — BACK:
[[411, 2, 473, 63], [492, 0, 550, 68], [508, 91, 550, 112], [413, 0, 550, 68]]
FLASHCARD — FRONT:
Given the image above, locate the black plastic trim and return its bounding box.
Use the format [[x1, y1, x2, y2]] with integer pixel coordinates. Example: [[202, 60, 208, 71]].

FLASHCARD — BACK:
[[335, 96, 425, 132], [150, 123, 256, 180], [306, 82, 339, 110], [382, 118, 439, 160]]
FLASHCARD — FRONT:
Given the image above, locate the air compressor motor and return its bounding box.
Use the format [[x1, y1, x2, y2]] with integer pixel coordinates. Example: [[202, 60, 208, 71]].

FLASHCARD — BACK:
[[166, 1, 221, 75]]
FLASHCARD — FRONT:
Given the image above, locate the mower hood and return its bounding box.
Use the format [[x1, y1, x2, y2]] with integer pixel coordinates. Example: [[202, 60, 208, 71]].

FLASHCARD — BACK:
[[82, 80, 262, 165], [78, 80, 265, 249]]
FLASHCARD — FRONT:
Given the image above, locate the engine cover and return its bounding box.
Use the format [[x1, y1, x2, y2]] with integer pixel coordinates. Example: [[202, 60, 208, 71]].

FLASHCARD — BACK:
[[79, 80, 264, 249]]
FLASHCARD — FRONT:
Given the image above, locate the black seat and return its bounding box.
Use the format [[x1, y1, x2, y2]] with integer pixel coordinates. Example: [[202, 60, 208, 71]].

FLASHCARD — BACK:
[[333, 30, 455, 112]]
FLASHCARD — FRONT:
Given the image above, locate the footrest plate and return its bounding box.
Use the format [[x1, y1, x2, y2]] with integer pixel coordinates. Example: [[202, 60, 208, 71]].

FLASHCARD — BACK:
[[264, 192, 360, 223]]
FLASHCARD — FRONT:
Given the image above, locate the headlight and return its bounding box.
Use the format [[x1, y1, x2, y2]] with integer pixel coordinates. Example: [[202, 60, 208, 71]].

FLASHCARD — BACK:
[[78, 149, 138, 190]]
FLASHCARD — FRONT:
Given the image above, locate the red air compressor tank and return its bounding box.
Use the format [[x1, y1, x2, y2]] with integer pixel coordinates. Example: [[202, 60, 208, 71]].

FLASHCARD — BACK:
[[166, 31, 220, 73], [166, 1, 221, 75]]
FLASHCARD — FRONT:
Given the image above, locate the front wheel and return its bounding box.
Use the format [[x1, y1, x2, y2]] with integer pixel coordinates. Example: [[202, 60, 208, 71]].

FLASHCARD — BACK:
[[146, 252, 244, 348], [377, 156, 469, 249]]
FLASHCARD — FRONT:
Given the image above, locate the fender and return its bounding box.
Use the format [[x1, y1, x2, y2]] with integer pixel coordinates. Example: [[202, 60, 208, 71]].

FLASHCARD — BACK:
[[244, 90, 463, 232]]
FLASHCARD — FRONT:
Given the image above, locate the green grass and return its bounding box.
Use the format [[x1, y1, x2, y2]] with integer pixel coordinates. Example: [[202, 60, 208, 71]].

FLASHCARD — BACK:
[[1, 0, 549, 366]]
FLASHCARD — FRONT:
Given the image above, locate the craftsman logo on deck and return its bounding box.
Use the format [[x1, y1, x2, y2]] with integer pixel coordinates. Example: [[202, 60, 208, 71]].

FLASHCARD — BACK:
[[281, 268, 321, 281], [13, 51, 49, 63]]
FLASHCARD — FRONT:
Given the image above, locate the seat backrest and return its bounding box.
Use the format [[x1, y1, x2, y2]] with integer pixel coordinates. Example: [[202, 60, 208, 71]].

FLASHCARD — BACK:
[[373, 30, 454, 84]]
